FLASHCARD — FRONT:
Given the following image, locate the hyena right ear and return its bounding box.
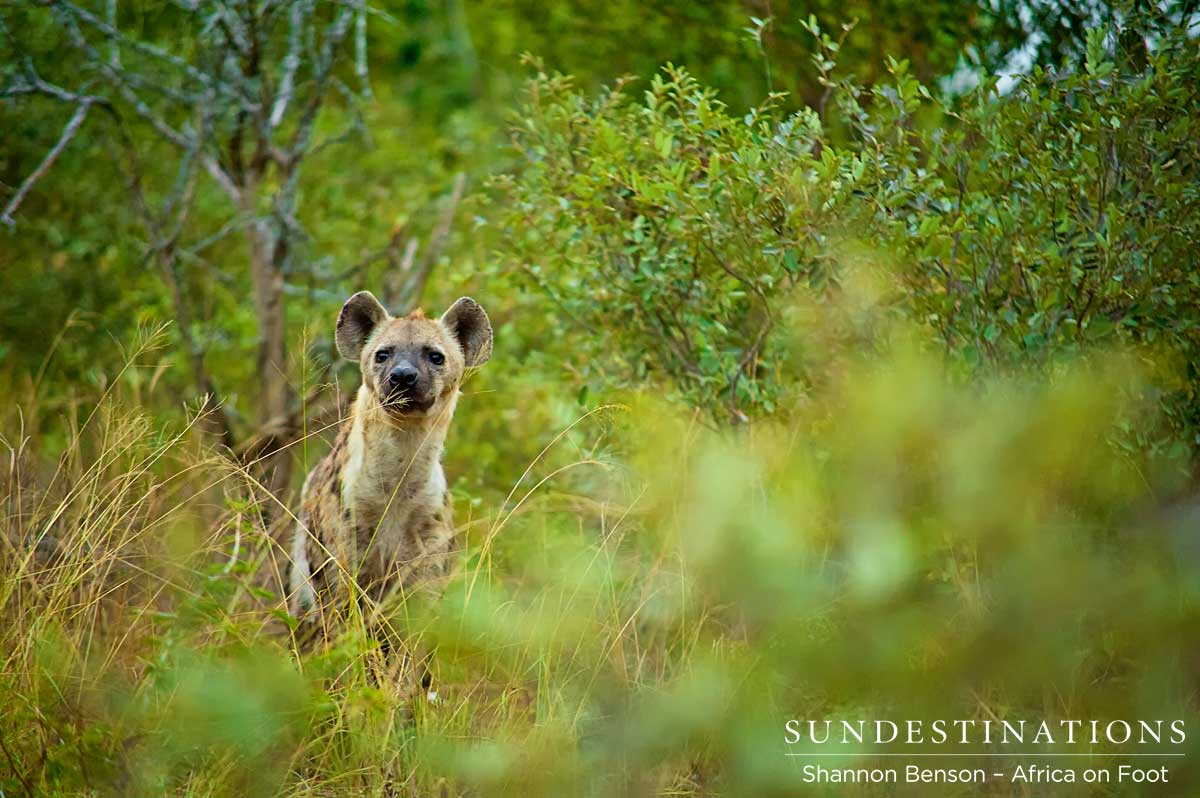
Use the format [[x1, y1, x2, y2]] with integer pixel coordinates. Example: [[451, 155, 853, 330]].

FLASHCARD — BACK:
[[335, 291, 389, 360], [441, 296, 493, 368]]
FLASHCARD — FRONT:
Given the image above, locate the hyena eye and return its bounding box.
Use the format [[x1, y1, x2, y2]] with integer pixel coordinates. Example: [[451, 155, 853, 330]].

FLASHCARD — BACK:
[[428, 350, 445, 366], [374, 349, 390, 364]]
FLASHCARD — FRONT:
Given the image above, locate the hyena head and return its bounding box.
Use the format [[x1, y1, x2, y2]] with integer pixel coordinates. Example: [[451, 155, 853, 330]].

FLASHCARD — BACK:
[[335, 291, 492, 419]]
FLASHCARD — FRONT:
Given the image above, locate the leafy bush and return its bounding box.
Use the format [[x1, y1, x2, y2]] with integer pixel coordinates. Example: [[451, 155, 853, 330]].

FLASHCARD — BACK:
[[493, 63, 824, 421], [494, 11, 1200, 458], [849, 23, 1200, 458]]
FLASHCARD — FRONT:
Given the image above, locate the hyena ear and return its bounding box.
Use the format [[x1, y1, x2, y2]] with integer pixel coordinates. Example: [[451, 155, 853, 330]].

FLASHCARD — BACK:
[[335, 291, 389, 360], [441, 297, 493, 368]]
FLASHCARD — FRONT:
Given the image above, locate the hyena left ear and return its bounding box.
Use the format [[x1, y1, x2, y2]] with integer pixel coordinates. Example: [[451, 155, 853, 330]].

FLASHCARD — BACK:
[[336, 291, 389, 360], [441, 297, 493, 368]]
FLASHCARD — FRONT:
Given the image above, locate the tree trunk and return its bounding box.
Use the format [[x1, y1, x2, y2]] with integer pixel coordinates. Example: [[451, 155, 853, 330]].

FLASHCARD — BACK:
[[248, 213, 293, 498]]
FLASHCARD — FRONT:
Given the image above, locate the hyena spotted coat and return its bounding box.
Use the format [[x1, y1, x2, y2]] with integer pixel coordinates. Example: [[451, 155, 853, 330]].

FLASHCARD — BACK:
[[289, 291, 492, 638]]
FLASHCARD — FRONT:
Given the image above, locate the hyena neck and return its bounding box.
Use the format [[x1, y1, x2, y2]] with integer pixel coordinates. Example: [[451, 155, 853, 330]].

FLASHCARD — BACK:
[[342, 385, 453, 513]]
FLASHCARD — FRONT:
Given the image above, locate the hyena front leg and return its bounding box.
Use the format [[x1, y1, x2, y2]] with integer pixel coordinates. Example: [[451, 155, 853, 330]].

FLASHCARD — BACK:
[[288, 519, 316, 619]]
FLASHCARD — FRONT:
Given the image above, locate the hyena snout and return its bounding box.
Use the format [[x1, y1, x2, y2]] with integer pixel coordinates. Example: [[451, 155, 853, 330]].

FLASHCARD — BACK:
[[379, 356, 436, 413], [388, 362, 419, 391]]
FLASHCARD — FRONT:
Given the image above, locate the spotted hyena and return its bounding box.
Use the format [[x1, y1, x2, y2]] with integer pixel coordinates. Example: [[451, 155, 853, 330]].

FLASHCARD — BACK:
[[288, 291, 492, 646]]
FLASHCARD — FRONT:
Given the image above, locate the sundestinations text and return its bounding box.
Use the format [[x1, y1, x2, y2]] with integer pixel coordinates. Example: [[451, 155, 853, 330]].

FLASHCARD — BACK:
[[783, 719, 1186, 746]]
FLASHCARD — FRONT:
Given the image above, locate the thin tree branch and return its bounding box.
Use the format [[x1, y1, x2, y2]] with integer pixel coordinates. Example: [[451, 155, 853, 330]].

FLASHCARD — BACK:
[[285, 6, 354, 159], [2, 62, 105, 105], [54, 6, 190, 146], [211, 2, 250, 57], [1, 99, 93, 227], [354, 1, 372, 100], [390, 172, 466, 312], [105, 0, 120, 68], [397, 236, 418, 273], [115, 112, 237, 450], [183, 213, 251, 258], [52, 4, 242, 202], [268, 0, 307, 130], [57, 0, 219, 92], [337, 222, 407, 283], [202, 154, 241, 202]]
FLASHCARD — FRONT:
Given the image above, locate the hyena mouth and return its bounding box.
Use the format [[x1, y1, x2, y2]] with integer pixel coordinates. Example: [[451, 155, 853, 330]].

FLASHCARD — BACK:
[[381, 389, 435, 415]]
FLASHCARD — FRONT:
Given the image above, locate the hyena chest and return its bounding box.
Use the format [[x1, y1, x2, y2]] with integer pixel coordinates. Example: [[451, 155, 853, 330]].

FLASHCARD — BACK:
[[339, 457, 450, 598]]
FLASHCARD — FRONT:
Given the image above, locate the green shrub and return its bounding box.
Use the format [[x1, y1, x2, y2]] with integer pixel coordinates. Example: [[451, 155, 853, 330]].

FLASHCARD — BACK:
[[850, 23, 1200, 459], [493, 63, 826, 421], [493, 11, 1200, 460]]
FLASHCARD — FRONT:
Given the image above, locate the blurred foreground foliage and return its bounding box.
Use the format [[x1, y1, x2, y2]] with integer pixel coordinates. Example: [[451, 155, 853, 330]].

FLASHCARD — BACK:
[[3, 1, 1200, 796], [3, 288, 1199, 797]]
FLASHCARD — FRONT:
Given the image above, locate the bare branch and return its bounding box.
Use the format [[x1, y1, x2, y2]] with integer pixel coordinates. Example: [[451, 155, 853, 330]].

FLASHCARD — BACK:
[[114, 113, 237, 450], [388, 172, 466, 311], [1, 99, 93, 228], [285, 6, 354, 158], [202, 154, 241, 202], [309, 75, 372, 153], [162, 97, 216, 244], [268, 0, 307, 130], [2, 61, 105, 105], [57, 0, 218, 92], [105, 0, 120, 68], [211, 2, 250, 57], [354, 2, 372, 100], [398, 236, 418, 273], [0, 82, 35, 99], [53, 6, 191, 147], [7, 0, 384, 474], [51, 4, 242, 202], [184, 213, 251, 258]]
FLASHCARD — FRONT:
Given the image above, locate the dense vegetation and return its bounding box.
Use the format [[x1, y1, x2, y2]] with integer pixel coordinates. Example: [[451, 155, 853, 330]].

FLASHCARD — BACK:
[[2, 1, 1199, 796]]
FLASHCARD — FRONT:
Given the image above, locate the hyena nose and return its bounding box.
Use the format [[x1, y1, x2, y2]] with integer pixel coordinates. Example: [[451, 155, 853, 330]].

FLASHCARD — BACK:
[[389, 364, 419, 390]]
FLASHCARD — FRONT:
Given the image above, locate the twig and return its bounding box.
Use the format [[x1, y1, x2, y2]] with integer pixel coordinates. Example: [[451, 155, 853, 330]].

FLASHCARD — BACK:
[[391, 172, 466, 311], [51, 4, 242, 202], [105, 0, 120, 68], [3, 63, 105, 105], [0, 730, 35, 798], [2, 99, 93, 227], [53, 6, 189, 147], [285, 6, 354, 159], [183, 213, 250, 257], [354, 1, 373, 100], [268, 0, 307, 130], [58, 0, 219, 92], [398, 236, 418, 273], [338, 223, 409, 283], [115, 114, 236, 450]]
